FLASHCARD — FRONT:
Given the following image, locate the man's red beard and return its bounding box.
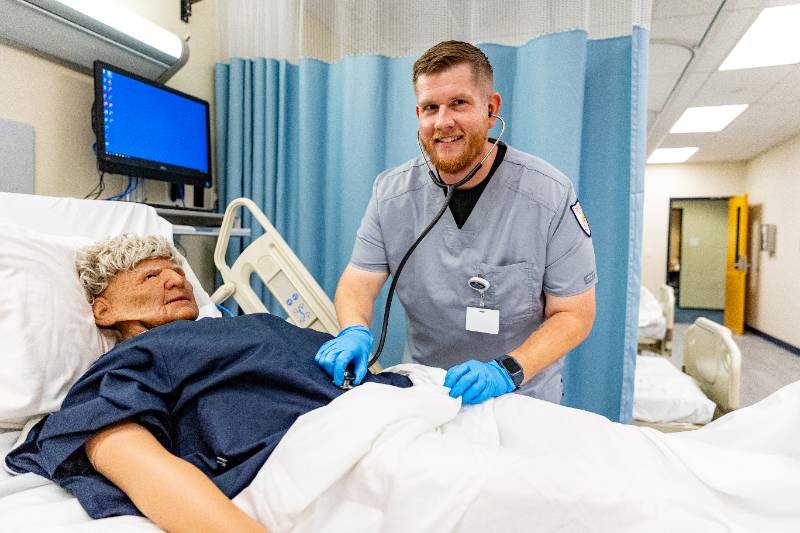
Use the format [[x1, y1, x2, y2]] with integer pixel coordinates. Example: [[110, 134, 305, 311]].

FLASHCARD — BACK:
[[421, 129, 487, 175]]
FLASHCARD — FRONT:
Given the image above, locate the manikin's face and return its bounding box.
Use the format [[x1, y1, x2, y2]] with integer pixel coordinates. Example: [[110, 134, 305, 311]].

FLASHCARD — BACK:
[[92, 257, 199, 339], [415, 63, 499, 178]]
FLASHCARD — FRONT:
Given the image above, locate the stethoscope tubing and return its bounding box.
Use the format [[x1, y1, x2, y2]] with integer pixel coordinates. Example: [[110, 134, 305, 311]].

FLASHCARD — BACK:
[[367, 116, 506, 369]]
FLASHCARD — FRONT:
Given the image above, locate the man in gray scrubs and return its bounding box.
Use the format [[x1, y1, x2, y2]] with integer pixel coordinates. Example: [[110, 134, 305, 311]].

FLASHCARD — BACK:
[[315, 40, 597, 405]]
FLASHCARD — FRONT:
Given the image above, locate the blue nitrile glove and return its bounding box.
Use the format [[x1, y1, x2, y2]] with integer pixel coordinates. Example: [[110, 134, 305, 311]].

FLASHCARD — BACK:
[[314, 325, 373, 386], [444, 360, 515, 405]]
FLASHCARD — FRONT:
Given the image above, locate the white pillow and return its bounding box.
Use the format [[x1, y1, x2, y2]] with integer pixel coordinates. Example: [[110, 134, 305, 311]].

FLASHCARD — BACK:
[[0, 223, 114, 429]]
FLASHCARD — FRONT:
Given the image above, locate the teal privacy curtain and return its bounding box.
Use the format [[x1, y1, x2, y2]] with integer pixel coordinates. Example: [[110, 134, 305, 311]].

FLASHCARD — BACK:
[[215, 1, 650, 423]]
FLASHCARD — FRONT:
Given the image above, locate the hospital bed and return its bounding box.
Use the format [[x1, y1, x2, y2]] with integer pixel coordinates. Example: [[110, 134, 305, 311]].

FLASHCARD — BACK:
[[634, 317, 741, 432], [0, 192, 341, 530], [637, 284, 674, 356], [3, 192, 799, 532]]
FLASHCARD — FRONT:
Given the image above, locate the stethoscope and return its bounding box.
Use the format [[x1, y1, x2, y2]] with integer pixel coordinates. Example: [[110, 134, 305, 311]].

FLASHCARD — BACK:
[[339, 114, 507, 389]]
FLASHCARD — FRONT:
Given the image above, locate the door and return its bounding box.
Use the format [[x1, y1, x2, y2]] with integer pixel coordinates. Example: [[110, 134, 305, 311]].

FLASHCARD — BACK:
[[666, 207, 682, 303], [724, 194, 748, 334]]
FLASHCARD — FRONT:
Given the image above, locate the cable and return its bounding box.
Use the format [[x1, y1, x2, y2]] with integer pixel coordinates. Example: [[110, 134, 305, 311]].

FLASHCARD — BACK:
[[367, 183, 456, 369], [105, 176, 135, 201], [215, 303, 236, 317], [83, 171, 105, 199]]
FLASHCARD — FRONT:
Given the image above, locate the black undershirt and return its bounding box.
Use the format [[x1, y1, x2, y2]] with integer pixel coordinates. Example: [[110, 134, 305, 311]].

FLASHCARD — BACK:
[[443, 141, 507, 229]]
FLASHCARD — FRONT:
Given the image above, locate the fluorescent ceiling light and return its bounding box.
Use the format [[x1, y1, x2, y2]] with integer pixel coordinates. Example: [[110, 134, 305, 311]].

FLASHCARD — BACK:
[[719, 5, 800, 70], [647, 147, 698, 164], [55, 0, 183, 59], [670, 105, 748, 133]]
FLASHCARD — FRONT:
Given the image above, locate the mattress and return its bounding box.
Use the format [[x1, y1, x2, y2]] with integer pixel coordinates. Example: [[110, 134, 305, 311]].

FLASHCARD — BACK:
[[633, 355, 715, 424], [0, 429, 159, 531]]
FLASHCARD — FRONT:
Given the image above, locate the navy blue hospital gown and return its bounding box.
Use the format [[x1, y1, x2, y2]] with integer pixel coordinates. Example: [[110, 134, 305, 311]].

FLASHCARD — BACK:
[[5, 313, 411, 518]]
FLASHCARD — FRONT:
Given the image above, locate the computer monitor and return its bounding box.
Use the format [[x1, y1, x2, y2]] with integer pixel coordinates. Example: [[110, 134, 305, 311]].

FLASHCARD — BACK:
[[92, 60, 211, 206]]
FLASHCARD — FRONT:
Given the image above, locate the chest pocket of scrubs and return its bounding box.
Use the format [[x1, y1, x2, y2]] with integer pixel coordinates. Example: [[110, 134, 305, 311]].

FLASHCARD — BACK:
[[478, 261, 539, 325]]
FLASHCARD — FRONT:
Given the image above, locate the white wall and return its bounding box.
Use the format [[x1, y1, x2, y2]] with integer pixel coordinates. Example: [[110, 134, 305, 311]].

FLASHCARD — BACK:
[[0, 0, 220, 290], [744, 134, 800, 347], [641, 163, 747, 294], [0, 0, 218, 201]]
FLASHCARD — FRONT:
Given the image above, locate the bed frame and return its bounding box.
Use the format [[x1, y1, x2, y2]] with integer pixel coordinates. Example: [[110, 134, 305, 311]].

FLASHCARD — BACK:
[[637, 284, 675, 356], [210, 197, 340, 337], [636, 317, 741, 432]]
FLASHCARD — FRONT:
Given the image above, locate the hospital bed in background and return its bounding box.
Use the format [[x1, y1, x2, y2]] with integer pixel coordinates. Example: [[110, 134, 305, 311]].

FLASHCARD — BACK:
[[637, 284, 674, 356], [634, 317, 741, 432]]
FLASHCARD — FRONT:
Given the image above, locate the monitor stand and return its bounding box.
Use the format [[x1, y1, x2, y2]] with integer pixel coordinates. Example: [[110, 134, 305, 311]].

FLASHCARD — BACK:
[[168, 183, 205, 209], [193, 184, 204, 209]]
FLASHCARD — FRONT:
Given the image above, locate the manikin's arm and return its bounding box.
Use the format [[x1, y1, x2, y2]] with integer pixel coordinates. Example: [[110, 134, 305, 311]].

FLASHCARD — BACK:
[[509, 287, 596, 384], [333, 265, 389, 329], [85, 422, 268, 533]]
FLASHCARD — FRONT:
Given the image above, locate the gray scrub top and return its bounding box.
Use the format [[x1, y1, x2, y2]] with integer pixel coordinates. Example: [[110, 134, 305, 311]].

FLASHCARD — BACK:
[[350, 145, 597, 402]]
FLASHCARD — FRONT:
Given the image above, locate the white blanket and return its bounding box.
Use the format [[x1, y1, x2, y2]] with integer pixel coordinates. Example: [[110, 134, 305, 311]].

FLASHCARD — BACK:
[[235, 365, 800, 533], [633, 355, 716, 424]]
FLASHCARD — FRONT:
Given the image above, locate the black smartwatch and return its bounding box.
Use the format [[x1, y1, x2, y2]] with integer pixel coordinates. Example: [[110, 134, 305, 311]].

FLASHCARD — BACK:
[[495, 354, 524, 390]]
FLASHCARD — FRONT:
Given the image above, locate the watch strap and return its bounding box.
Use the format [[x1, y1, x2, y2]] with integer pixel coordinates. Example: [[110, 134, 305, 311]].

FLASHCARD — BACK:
[[495, 354, 524, 390]]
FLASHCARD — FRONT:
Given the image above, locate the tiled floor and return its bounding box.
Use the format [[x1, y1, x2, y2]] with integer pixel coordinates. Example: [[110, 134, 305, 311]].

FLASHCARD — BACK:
[[669, 323, 800, 407]]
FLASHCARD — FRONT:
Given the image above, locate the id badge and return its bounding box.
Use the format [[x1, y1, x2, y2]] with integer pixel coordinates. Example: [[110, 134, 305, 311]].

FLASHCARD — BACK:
[[466, 306, 499, 334]]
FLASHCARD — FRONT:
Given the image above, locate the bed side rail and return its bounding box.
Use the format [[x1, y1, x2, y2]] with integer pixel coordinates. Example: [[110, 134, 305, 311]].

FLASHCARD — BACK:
[[210, 198, 339, 336], [682, 317, 741, 413]]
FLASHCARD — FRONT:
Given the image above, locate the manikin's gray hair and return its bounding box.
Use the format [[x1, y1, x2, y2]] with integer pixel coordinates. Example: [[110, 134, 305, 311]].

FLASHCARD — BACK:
[[76, 234, 182, 304]]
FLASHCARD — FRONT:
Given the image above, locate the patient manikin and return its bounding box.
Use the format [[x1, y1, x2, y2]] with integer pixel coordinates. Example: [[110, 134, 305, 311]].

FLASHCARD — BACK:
[[6, 235, 410, 533], [6, 235, 800, 533]]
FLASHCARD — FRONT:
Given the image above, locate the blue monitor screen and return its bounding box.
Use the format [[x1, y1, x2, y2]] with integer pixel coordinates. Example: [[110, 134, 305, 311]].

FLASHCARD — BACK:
[[94, 62, 210, 186]]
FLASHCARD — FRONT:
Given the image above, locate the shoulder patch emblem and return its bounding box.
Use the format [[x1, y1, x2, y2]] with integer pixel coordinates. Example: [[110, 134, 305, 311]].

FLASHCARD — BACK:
[[570, 200, 591, 237]]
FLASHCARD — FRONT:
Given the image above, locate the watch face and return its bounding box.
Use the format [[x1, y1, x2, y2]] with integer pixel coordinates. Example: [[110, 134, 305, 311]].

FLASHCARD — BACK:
[[501, 356, 522, 375]]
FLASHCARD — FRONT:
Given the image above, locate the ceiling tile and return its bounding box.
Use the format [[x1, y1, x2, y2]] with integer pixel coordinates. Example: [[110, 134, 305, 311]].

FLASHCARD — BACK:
[[689, 67, 788, 105], [649, 13, 716, 44], [730, 0, 800, 10], [649, 73, 684, 111], [759, 66, 800, 103], [653, 0, 726, 20], [647, 1, 800, 162], [649, 41, 694, 75], [686, 8, 760, 72]]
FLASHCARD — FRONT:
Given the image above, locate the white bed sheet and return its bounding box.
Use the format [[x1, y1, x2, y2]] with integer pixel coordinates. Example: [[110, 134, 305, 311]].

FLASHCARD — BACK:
[[4, 370, 800, 532], [235, 365, 800, 533], [634, 355, 716, 424], [638, 285, 666, 340], [1, 429, 160, 531]]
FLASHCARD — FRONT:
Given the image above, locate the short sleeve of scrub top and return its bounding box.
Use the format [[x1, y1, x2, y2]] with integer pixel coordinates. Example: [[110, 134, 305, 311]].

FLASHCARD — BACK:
[[350, 178, 390, 273], [543, 184, 597, 297]]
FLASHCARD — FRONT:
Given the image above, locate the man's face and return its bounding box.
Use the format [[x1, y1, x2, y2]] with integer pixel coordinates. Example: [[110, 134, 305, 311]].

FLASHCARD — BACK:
[[93, 257, 199, 337], [415, 63, 497, 176]]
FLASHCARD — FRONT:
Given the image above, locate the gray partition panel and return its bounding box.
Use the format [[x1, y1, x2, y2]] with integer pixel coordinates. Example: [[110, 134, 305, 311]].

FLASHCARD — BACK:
[[0, 117, 35, 194]]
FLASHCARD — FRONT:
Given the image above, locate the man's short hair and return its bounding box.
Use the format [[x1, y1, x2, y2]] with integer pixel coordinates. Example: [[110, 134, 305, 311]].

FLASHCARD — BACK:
[[76, 234, 182, 304], [412, 40, 493, 90]]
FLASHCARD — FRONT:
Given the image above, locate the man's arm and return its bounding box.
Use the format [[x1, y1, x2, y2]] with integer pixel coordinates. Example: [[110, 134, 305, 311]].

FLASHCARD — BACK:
[[333, 265, 389, 329], [509, 287, 596, 384], [444, 287, 595, 403], [85, 422, 268, 533]]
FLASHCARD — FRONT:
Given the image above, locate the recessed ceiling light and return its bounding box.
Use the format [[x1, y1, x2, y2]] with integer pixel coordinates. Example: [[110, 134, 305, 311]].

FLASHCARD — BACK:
[[647, 147, 699, 164], [719, 5, 800, 70], [670, 105, 748, 133]]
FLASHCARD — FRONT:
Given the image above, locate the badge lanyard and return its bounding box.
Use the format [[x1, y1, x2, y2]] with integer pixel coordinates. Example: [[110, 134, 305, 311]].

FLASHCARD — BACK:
[[465, 276, 500, 334]]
